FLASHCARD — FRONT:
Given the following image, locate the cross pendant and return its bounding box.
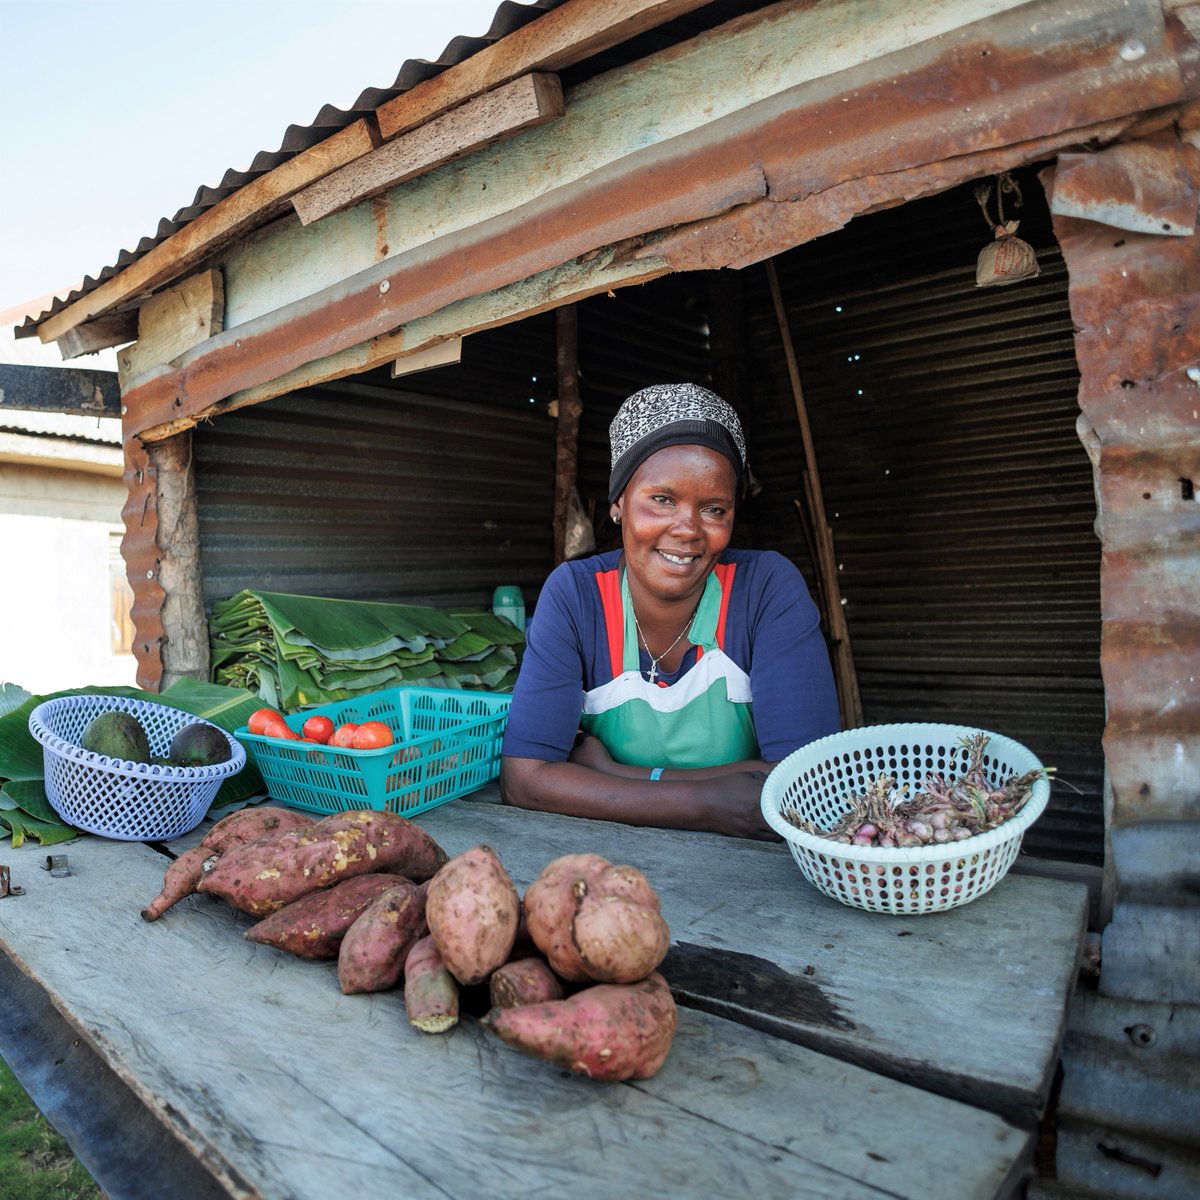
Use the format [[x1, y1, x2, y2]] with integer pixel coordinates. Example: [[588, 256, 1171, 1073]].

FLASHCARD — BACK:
[[647, 661, 659, 685]]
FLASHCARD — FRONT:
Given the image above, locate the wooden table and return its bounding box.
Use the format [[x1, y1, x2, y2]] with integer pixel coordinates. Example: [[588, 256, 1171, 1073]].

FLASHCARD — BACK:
[[0, 789, 1087, 1200]]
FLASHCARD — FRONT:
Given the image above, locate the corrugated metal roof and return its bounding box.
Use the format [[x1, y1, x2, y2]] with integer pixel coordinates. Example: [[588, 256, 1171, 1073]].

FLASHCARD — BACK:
[[15, 0, 564, 339]]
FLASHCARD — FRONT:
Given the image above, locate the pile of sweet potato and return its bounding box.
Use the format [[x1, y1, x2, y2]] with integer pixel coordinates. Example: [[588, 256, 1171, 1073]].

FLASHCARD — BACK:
[[140, 807, 677, 1082]]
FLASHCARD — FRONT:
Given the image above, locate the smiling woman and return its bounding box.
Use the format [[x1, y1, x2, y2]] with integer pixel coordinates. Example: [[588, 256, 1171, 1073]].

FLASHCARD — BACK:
[[499, 383, 840, 840]]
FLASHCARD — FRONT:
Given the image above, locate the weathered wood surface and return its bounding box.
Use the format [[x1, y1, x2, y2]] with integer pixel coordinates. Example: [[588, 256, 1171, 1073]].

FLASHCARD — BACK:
[[411, 802, 1088, 1129], [0, 832, 1030, 1200], [0, 362, 120, 417], [294, 73, 565, 226], [374, 0, 718, 140], [34, 120, 379, 347], [117, 269, 225, 389], [165, 791, 1085, 1126]]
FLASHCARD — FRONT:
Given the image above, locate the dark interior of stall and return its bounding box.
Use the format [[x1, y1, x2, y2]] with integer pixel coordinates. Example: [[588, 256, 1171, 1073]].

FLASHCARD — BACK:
[[193, 164, 1104, 869]]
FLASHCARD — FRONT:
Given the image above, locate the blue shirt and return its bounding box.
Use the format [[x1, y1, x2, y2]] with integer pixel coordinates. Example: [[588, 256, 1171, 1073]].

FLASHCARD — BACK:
[[502, 548, 839, 764]]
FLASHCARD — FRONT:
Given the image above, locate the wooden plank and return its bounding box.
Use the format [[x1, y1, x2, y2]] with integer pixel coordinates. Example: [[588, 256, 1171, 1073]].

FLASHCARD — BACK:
[[223, 0, 1045, 330], [0, 362, 120, 417], [0, 831, 1030, 1200], [35, 120, 378, 347], [388, 336, 462, 377], [294, 73, 565, 226], [148, 432, 210, 688], [374, 0, 716, 140], [56, 311, 138, 360], [411, 803, 1087, 1128], [134, 244, 670, 434], [117, 269, 225, 388]]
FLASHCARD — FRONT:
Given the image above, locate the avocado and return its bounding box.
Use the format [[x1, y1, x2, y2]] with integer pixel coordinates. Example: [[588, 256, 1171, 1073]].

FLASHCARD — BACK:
[[167, 721, 233, 768], [81, 710, 152, 764]]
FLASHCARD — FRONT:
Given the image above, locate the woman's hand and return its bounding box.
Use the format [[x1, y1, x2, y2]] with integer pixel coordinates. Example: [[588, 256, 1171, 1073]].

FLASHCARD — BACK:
[[568, 733, 617, 773], [696, 772, 781, 841]]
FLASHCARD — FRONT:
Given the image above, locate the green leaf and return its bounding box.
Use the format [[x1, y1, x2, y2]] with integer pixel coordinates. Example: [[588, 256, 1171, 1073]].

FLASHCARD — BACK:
[[1, 778, 60, 824], [0, 808, 77, 847], [0, 683, 33, 718]]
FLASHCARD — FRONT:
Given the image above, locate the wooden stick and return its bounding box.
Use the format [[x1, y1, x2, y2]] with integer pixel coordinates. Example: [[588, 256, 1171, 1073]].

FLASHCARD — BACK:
[[767, 260, 863, 728], [552, 304, 583, 565]]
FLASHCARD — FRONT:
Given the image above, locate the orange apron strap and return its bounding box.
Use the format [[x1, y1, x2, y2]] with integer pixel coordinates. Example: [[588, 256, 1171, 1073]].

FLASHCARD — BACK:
[[713, 562, 736, 650], [595, 568, 624, 677]]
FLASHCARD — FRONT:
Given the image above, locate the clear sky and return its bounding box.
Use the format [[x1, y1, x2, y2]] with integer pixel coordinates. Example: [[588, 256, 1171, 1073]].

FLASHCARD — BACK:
[[0, 0, 511, 316]]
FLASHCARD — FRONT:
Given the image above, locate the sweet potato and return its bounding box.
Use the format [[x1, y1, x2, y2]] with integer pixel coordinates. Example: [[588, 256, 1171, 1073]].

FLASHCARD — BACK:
[[403, 935, 459, 1033], [200, 806, 315, 854], [523, 853, 669, 984], [245, 873, 409, 958], [481, 971, 678, 1081], [489, 957, 565, 1009], [197, 809, 446, 916], [337, 882, 428, 994], [424, 844, 520, 986], [140, 844, 218, 922]]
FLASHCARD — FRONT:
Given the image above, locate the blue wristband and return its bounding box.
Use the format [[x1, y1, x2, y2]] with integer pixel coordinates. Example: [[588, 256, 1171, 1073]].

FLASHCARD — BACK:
[[649, 767, 664, 781]]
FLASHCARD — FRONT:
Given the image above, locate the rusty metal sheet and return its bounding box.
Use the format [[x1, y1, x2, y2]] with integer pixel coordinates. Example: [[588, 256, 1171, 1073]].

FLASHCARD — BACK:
[[121, 437, 166, 690], [1053, 989, 1200, 1194], [1051, 131, 1200, 235]]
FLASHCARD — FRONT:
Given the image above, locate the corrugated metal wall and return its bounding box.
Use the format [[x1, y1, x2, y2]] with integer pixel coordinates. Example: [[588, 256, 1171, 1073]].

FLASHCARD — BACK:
[[192, 171, 1103, 866], [192, 314, 559, 609], [740, 168, 1105, 866]]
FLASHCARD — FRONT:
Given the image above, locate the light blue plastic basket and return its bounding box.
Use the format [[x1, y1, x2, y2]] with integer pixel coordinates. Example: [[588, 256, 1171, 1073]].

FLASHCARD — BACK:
[[28, 694, 246, 841], [760, 723, 1050, 914], [236, 686, 511, 817]]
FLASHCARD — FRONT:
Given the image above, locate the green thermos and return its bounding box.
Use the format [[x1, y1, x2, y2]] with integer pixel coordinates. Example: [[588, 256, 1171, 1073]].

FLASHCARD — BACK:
[[492, 585, 525, 631]]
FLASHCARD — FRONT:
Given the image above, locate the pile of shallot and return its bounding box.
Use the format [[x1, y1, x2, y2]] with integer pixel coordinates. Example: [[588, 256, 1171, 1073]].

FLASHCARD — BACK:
[[782, 733, 1051, 849]]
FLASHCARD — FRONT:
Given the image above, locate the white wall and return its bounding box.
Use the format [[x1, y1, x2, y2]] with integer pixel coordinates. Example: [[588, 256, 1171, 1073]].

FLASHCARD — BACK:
[[0, 466, 136, 694]]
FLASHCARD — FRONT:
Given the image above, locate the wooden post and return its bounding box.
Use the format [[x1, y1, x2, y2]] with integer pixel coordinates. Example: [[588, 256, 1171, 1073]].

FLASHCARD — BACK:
[[766, 261, 863, 729], [148, 433, 210, 689], [552, 304, 583, 565]]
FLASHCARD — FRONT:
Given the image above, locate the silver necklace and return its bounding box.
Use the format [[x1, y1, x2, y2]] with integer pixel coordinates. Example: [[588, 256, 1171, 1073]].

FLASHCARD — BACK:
[[631, 604, 697, 685]]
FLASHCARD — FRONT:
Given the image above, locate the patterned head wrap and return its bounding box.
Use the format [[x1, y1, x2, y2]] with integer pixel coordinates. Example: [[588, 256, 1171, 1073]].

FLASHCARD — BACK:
[[608, 383, 746, 502]]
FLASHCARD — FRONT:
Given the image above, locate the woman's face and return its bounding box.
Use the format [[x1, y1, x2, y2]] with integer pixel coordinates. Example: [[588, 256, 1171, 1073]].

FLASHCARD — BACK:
[[611, 444, 737, 604]]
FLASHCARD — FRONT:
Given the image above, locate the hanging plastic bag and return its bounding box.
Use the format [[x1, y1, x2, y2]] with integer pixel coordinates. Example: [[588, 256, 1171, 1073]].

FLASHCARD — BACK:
[[974, 173, 1039, 287], [563, 486, 595, 560]]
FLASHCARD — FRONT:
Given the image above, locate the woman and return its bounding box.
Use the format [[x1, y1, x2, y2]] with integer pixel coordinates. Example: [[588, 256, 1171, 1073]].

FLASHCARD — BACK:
[[500, 383, 839, 839]]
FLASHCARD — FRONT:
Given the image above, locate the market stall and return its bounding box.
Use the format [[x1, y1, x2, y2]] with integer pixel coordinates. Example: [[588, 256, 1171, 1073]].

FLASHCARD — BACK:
[[0, 787, 1087, 1200]]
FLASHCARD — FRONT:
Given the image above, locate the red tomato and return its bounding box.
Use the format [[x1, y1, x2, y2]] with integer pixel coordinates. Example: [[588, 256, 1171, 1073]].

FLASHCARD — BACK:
[[351, 721, 394, 750], [302, 715, 334, 744], [330, 722, 360, 748], [248, 707, 286, 736]]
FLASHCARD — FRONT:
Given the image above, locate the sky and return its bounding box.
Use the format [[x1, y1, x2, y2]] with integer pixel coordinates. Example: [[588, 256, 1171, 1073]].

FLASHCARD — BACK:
[[0, 0, 510, 318]]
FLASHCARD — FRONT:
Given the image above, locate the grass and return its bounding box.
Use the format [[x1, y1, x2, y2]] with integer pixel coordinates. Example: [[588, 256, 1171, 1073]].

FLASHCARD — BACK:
[[0, 1056, 103, 1200]]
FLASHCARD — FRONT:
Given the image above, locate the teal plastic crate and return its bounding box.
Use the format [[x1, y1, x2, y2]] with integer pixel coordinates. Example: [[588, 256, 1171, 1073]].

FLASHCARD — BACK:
[[235, 687, 511, 817]]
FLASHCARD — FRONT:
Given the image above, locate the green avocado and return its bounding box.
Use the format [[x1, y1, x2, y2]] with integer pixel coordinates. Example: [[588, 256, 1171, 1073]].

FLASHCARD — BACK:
[[80, 710, 152, 764], [167, 721, 233, 768]]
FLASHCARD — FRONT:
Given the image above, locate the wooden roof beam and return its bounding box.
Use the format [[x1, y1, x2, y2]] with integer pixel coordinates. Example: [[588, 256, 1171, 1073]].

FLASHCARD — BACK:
[[34, 120, 378, 347], [33, 0, 715, 349], [374, 0, 718, 140], [294, 73, 565, 226]]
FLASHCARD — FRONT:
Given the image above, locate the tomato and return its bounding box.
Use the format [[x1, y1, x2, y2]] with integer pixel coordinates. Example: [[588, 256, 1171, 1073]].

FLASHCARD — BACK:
[[330, 722, 360, 748], [351, 720, 394, 750], [302, 715, 334, 744], [248, 707, 285, 736]]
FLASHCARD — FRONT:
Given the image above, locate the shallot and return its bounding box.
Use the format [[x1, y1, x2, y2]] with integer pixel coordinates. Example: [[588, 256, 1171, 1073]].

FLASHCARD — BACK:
[[782, 733, 1051, 848]]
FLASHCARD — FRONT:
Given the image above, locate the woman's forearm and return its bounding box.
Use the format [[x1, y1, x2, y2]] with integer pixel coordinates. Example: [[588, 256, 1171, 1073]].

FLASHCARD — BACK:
[[499, 755, 777, 840]]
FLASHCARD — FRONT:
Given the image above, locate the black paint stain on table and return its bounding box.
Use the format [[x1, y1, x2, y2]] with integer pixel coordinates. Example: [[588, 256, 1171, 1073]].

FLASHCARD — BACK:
[[662, 942, 856, 1031]]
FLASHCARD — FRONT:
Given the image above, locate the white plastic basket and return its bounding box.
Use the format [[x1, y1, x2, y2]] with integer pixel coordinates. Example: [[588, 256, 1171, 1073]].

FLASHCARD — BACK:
[[28, 694, 246, 841], [760, 723, 1050, 915]]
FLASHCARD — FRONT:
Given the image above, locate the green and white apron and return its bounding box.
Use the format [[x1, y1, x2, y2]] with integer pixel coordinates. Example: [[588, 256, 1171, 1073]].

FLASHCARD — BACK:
[[580, 562, 759, 769]]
